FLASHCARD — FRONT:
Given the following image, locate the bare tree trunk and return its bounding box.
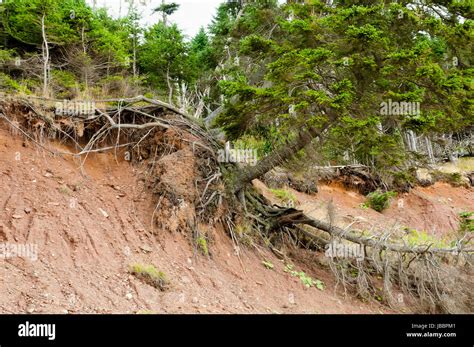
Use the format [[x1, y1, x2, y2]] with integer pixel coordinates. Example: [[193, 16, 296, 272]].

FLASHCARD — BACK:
[[233, 127, 321, 193], [425, 136, 434, 164], [81, 25, 89, 95], [107, 52, 110, 78], [132, 42, 137, 78], [409, 130, 418, 152], [132, 31, 137, 78], [274, 210, 469, 255], [162, 0, 167, 25], [194, 86, 210, 118], [41, 15, 50, 98], [166, 64, 173, 105]]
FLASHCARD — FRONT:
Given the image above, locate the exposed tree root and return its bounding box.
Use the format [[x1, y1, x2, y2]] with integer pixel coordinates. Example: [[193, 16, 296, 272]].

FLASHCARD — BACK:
[[242, 192, 472, 313]]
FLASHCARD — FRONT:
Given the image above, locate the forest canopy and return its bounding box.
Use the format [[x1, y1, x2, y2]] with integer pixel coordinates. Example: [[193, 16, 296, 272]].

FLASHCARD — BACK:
[[0, 0, 472, 176]]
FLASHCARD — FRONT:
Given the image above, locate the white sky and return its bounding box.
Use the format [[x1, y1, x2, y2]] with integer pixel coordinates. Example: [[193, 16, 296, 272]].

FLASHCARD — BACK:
[[87, 0, 224, 39]]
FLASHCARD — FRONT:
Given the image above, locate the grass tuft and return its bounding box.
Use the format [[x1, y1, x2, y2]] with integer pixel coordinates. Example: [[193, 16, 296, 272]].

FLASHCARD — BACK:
[[129, 263, 169, 291]]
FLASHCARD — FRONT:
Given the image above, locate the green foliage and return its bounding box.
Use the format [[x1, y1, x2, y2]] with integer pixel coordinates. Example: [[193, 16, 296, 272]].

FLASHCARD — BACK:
[[233, 135, 267, 158], [403, 228, 450, 249], [51, 70, 77, 98], [188, 27, 214, 74], [0, 49, 14, 64], [284, 264, 324, 290], [431, 171, 466, 187], [0, 0, 139, 97], [270, 188, 297, 207], [365, 190, 396, 212], [154, 2, 180, 17], [323, 116, 407, 170], [459, 212, 474, 234], [90, 9, 131, 68], [210, 1, 472, 173], [262, 260, 274, 270], [392, 169, 416, 191], [0, 72, 29, 93], [129, 263, 169, 291], [208, 2, 240, 38], [0, 0, 472, 173], [1, 0, 82, 46], [196, 236, 209, 256], [139, 22, 189, 91], [446, 172, 464, 187]]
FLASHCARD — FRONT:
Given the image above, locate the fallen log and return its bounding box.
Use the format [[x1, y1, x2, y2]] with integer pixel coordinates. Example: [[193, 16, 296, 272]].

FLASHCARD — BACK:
[[274, 211, 473, 255]]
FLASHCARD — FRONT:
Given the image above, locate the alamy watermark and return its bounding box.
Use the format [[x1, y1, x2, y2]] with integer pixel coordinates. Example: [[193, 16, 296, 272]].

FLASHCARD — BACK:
[[0, 243, 38, 261], [18, 321, 55, 341], [55, 100, 96, 117], [325, 240, 365, 261], [217, 141, 258, 166], [380, 99, 420, 116]]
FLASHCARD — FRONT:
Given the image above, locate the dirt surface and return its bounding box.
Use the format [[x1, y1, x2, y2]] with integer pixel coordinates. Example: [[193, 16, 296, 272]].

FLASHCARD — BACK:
[[1, 122, 471, 314], [0, 126, 389, 314]]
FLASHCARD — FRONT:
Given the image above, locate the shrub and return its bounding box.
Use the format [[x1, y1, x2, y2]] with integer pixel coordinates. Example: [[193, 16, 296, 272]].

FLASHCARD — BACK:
[[459, 212, 474, 234], [365, 190, 396, 212], [431, 171, 466, 187], [446, 172, 463, 186], [51, 70, 78, 99], [0, 73, 30, 94], [0, 49, 14, 64], [392, 169, 416, 192]]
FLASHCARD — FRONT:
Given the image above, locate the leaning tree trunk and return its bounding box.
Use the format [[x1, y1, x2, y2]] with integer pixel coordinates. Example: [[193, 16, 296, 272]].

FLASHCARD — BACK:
[[233, 127, 321, 193]]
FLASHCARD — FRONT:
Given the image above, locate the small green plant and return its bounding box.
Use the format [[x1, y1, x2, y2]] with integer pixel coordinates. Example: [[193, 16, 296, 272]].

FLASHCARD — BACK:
[[262, 260, 274, 269], [447, 172, 463, 186], [284, 264, 324, 290], [432, 171, 466, 187], [284, 263, 295, 273], [365, 190, 396, 212], [196, 236, 209, 256], [270, 188, 298, 207], [313, 279, 325, 291], [58, 185, 71, 196], [459, 212, 474, 234], [129, 263, 169, 291], [403, 228, 450, 248]]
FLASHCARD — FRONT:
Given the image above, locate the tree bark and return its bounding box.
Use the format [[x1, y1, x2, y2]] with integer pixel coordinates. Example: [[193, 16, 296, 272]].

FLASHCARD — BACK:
[[41, 15, 50, 98], [274, 211, 471, 255], [233, 127, 321, 193], [166, 64, 173, 105]]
